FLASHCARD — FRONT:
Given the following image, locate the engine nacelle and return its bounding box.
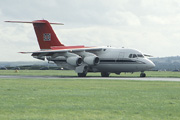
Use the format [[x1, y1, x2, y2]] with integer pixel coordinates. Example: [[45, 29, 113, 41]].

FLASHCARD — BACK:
[[46, 56, 66, 61], [84, 56, 100, 65], [33, 56, 45, 61], [66, 56, 82, 66]]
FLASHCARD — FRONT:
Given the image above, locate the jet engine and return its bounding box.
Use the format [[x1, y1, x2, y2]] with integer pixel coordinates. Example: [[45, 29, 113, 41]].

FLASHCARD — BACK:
[[66, 56, 82, 66], [83, 56, 100, 65], [33, 56, 45, 60]]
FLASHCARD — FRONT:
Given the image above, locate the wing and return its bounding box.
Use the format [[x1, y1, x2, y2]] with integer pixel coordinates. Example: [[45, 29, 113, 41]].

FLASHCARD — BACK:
[[20, 47, 103, 64]]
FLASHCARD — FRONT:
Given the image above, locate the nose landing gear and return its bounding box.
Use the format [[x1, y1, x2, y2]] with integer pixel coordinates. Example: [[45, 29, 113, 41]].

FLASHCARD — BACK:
[[140, 72, 146, 77]]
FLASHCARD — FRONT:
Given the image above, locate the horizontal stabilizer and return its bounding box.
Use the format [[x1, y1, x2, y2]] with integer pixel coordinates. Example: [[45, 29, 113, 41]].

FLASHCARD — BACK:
[[5, 20, 64, 25]]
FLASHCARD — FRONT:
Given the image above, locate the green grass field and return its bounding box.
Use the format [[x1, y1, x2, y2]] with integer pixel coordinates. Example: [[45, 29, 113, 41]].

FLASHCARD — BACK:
[[0, 70, 180, 120], [1, 70, 180, 77]]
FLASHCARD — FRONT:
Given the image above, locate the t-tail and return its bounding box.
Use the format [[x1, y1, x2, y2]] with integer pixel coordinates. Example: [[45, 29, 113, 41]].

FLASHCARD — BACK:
[[5, 20, 64, 50]]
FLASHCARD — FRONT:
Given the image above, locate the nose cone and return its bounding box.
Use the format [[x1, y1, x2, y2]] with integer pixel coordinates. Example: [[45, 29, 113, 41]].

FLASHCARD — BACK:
[[146, 59, 155, 69]]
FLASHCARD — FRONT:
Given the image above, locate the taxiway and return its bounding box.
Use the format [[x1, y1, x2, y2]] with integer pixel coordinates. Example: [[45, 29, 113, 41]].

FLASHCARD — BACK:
[[0, 75, 180, 82]]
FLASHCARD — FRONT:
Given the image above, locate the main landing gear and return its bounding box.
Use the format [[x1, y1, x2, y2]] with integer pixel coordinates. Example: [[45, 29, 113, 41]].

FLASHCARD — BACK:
[[77, 71, 146, 77], [78, 72, 87, 77], [140, 72, 146, 77], [101, 72, 110, 77], [77, 66, 88, 77]]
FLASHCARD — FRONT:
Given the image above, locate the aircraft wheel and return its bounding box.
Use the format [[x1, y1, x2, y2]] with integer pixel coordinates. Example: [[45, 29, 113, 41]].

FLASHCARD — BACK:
[[101, 72, 110, 77], [78, 73, 87, 77], [140, 73, 146, 77]]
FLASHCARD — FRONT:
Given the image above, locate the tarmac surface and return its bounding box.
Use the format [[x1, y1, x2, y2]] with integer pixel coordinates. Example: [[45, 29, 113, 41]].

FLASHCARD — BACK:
[[1, 75, 180, 81]]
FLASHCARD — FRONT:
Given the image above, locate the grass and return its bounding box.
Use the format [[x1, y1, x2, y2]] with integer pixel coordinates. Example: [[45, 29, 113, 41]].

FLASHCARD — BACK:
[[0, 78, 180, 120], [1, 70, 180, 77], [0, 70, 76, 76], [1, 70, 180, 119]]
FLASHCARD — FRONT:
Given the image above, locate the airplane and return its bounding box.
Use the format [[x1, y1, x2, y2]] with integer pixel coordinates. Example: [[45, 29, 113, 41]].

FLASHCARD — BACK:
[[5, 20, 155, 77]]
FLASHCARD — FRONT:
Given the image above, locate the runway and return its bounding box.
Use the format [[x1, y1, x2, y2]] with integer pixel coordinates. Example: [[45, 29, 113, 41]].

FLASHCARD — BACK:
[[1, 75, 180, 81]]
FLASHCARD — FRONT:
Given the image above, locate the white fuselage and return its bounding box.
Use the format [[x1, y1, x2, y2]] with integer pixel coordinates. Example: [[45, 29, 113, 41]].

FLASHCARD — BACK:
[[53, 47, 155, 73]]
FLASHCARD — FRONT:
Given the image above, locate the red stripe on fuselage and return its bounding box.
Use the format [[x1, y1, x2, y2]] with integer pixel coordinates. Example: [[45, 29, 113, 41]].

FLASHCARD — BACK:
[[50, 45, 88, 50]]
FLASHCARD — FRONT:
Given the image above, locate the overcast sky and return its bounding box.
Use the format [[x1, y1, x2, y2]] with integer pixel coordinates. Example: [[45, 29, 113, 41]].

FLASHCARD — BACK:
[[1, 0, 180, 61]]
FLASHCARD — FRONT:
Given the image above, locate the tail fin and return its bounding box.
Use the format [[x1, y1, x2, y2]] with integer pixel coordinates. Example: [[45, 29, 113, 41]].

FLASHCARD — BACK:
[[5, 20, 64, 49]]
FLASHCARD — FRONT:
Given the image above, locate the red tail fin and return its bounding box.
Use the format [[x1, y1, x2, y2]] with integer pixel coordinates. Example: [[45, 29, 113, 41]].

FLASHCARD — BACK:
[[33, 20, 64, 49], [5, 20, 64, 49]]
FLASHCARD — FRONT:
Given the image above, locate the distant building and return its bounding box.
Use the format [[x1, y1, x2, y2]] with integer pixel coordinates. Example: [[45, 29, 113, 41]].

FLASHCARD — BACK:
[[0, 67, 7, 70]]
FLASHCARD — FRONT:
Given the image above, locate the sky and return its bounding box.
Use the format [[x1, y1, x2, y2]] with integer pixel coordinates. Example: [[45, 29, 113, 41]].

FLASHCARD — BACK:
[[1, 0, 180, 61]]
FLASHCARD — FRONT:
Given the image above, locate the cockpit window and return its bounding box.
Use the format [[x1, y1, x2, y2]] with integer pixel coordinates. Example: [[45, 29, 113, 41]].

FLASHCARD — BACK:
[[129, 54, 133, 58], [129, 54, 144, 58], [137, 54, 144, 58], [133, 54, 137, 58]]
